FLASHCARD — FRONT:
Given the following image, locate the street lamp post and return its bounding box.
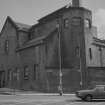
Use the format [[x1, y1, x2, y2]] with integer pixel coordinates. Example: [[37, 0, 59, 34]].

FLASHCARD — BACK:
[[57, 21, 63, 96]]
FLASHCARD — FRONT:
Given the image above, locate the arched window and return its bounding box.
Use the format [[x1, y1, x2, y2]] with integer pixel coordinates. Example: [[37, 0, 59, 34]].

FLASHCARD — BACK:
[[64, 18, 69, 28]]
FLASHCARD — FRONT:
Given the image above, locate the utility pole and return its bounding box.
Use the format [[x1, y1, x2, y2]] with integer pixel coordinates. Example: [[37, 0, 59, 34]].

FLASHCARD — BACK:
[[79, 56, 83, 89], [56, 20, 63, 96], [79, 31, 83, 89]]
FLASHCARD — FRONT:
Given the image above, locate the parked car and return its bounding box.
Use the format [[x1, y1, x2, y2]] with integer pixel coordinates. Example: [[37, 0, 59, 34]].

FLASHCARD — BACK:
[[75, 85, 105, 101]]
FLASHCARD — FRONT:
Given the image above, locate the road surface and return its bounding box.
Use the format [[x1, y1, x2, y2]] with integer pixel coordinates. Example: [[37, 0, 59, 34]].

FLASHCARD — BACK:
[[0, 94, 105, 105]]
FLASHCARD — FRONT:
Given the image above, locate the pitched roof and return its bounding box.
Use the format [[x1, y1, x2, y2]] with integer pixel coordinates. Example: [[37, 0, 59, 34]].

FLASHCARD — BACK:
[[15, 22, 31, 32], [0, 16, 31, 35], [38, 5, 91, 23], [16, 28, 58, 51]]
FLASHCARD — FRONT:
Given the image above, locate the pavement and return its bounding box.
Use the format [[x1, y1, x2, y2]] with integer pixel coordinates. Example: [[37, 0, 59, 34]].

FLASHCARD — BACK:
[[0, 88, 105, 105], [0, 88, 39, 95], [0, 92, 105, 105], [0, 88, 75, 96]]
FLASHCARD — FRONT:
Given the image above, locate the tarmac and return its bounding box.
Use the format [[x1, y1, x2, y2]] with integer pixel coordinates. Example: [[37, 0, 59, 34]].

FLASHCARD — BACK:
[[0, 88, 75, 96]]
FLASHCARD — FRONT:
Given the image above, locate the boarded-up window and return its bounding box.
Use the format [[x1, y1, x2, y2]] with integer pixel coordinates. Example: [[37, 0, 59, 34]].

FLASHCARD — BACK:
[[71, 17, 81, 26]]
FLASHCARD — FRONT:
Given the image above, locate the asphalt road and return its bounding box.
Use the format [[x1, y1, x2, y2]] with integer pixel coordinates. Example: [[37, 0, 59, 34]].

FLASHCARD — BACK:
[[0, 94, 105, 105]]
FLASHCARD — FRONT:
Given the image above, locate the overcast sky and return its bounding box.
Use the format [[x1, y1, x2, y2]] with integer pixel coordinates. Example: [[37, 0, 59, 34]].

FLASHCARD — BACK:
[[0, 0, 105, 39]]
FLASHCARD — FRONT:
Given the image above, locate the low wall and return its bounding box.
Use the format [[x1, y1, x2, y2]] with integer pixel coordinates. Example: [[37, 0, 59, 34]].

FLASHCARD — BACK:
[[87, 67, 105, 88]]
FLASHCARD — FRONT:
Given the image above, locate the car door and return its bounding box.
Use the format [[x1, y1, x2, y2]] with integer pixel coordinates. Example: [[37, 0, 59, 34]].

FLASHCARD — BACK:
[[93, 87, 104, 99], [101, 86, 105, 99], [98, 87, 105, 99]]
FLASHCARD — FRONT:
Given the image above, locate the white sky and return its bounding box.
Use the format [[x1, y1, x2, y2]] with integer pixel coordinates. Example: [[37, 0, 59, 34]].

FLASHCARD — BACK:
[[0, 0, 105, 39]]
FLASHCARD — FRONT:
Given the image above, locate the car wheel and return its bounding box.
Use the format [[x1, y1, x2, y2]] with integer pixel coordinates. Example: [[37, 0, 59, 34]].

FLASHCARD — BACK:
[[81, 98, 85, 101], [85, 95, 92, 102]]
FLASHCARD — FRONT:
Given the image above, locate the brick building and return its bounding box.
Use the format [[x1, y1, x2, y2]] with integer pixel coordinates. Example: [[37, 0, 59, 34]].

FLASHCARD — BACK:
[[0, 0, 105, 92]]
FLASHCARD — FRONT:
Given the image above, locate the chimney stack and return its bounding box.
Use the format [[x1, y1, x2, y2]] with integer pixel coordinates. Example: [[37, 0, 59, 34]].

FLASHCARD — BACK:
[[72, 0, 81, 7]]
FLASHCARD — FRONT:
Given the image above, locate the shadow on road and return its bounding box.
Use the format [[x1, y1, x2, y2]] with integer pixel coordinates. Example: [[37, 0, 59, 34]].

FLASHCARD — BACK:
[[89, 100, 105, 102]]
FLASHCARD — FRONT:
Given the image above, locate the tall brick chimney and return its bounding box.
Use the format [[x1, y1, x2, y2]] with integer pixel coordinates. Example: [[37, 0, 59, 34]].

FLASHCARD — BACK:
[[72, 0, 81, 7]]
